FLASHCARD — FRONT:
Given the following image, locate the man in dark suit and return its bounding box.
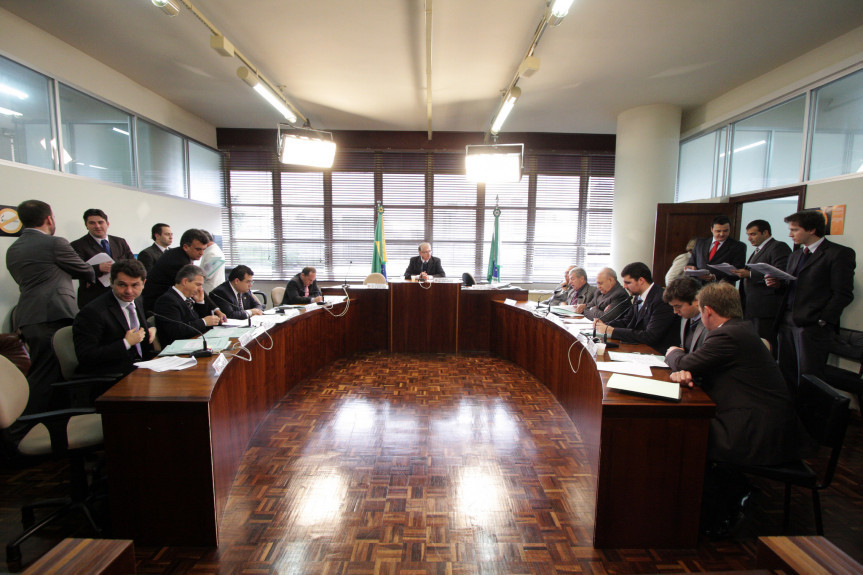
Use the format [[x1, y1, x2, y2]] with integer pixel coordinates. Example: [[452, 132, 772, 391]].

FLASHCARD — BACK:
[[210, 265, 264, 320], [5, 200, 94, 414], [666, 282, 807, 536], [403, 242, 446, 280], [595, 262, 677, 352], [142, 228, 208, 312], [544, 264, 576, 305], [580, 267, 631, 322], [137, 223, 173, 273], [153, 264, 222, 347], [70, 208, 134, 308], [766, 210, 856, 390], [285, 267, 323, 304], [663, 276, 707, 354], [686, 215, 747, 285], [733, 219, 791, 349], [73, 259, 156, 376]]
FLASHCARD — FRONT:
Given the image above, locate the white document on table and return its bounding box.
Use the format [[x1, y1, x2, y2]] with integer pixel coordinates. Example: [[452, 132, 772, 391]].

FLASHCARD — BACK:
[[86, 252, 114, 287], [134, 356, 198, 372], [607, 351, 669, 368], [595, 362, 653, 377], [746, 262, 796, 281], [606, 373, 681, 402]]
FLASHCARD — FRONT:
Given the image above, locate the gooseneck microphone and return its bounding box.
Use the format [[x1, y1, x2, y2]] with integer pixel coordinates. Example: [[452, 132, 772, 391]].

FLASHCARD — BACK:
[[593, 294, 632, 347], [208, 290, 253, 326], [344, 260, 352, 289], [149, 311, 214, 358]]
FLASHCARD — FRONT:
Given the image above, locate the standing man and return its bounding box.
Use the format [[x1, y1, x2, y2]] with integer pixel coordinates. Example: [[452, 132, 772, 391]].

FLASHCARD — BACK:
[[404, 242, 446, 280], [767, 210, 856, 390], [686, 215, 746, 285], [663, 276, 707, 354], [285, 267, 323, 304], [594, 262, 677, 352], [73, 259, 156, 376], [733, 219, 791, 348], [142, 228, 209, 311], [137, 223, 173, 273], [210, 265, 264, 319], [71, 209, 134, 308], [153, 264, 223, 347], [199, 229, 226, 293], [580, 267, 631, 322], [6, 200, 94, 413]]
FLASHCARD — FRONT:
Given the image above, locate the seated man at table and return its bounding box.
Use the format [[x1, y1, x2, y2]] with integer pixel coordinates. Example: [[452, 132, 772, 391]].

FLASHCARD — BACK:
[[594, 262, 677, 352], [663, 276, 707, 353], [665, 282, 808, 537], [285, 266, 323, 304], [210, 265, 264, 319], [579, 267, 630, 321], [403, 242, 446, 280], [73, 259, 156, 376], [153, 264, 222, 347], [560, 267, 595, 306], [543, 264, 576, 305]]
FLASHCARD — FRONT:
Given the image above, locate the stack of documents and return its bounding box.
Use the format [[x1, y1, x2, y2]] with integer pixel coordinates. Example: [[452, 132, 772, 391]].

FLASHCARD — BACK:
[[159, 337, 231, 356], [134, 356, 197, 372]]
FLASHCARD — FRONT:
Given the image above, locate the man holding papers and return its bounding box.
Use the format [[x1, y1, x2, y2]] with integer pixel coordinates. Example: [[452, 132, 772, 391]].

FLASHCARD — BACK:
[[153, 264, 222, 347], [666, 282, 807, 537], [685, 215, 746, 285]]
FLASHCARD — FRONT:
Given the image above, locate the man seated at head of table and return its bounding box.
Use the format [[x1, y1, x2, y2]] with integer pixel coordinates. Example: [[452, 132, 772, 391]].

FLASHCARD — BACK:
[[285, 266, 323, 304], [210, 265, 264, 319], [593, 262, 677, 352], [403, 242, 446, 281], [578, 267, 630, 322], [663, 276, 707, 354], [73, 259, 156, 376], [665, 282, 809, 537], [153, 264, 223, 347]]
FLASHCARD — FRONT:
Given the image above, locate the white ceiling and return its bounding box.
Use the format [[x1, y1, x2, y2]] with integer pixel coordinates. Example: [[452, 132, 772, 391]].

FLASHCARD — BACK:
[[3, 0, 862, 135]]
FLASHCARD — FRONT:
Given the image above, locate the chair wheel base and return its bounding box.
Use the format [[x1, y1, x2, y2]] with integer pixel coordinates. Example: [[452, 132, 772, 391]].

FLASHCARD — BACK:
[[6, 543, 22, 564]]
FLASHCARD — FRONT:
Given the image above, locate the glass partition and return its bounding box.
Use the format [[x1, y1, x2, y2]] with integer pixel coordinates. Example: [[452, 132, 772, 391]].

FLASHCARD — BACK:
[[809, 68, 863, 180], [138, 119, 185, 196], [0, 55, 55, 170]]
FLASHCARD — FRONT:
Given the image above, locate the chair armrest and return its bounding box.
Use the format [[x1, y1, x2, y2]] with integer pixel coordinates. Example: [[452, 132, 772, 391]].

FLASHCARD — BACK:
[[17, 407, 98, 453], [52, 376, 121, 390]]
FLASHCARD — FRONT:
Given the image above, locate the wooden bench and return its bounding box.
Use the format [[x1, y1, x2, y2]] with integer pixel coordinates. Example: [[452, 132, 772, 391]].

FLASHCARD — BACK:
[[23, 538, 135, 575], [757, 536, 863, 575]]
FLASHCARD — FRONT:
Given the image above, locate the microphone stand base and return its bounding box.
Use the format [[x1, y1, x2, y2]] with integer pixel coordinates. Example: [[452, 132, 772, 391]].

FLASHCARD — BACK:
[[192, 349, 214, 358]]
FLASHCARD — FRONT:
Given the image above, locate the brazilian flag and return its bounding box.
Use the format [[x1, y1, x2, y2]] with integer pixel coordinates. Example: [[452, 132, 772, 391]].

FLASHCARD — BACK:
[[372, 203, 387, 278]]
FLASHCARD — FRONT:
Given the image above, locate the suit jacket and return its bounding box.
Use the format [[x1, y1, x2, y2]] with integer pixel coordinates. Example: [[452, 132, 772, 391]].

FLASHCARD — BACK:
[[70, 234, 134, 308], [210, 281, 263, 319], [583, 282, 631, 321], [777, 238, 856, 327], [152, 288, 212, 348], [6, 228, 95, 327], [142, 247, 193, 311], [666, 318, 807, 466], [403, 256, 446, 279], [137, 243, 165, 273], [740, 237, 791, 320], [73, 290, 154, 376], [607, 283, 677, 352], [664, 251, 690, 286], [564, 283, 596, 306], [688, 236, 746, 285], [678, 316, 707, 353], [284, 273, 322, 305]]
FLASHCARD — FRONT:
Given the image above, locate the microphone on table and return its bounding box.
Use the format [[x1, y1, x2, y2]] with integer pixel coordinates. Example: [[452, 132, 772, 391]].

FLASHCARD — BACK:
[[149, 311, 214, 358], [208, 290, 253, 327], [593, 295, 632, 349], [343, 260, 352, 289]]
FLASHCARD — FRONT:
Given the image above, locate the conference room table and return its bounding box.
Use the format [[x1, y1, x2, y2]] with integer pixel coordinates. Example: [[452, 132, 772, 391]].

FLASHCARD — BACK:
[[96, 284, 714, 550]]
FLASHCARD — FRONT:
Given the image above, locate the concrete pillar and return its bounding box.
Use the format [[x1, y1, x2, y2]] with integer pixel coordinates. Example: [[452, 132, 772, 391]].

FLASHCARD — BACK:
[[611, 104, 681, 274]]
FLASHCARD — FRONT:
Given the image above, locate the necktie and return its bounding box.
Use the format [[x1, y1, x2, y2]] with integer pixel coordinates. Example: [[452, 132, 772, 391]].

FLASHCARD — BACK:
[[185, 297, 195, 311], [237, 292, 244, 310], [747, 246, 760, 264], [101, 238, 112, 257], [304, 285, 309, 298], [788, 248, 811, 308], [126, 303, 142, 358], [635, 297, 643, 314], [684, 318, 699, 352], [422, 260, 429, 273], [708, 241, 719, 261]]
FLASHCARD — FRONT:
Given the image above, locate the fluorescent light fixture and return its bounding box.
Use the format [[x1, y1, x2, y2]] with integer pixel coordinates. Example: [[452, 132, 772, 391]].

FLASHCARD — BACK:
[[465, 143, 524, 183], [0, 83, 28, 100], [490, 87, 521, 135], [0, 106, 23, 117], [237, 67, 297, 123], [152, 0, 180, 17], [548, 0, 575, 25], [112, 127, 130, 136], [278, 125, 337, 169]]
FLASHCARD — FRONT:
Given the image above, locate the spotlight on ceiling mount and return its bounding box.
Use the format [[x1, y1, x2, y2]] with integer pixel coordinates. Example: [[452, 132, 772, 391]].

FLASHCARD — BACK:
[[465, 143, 524, 183], [278, 125, 337, 169], [237, 67, 298, 123], [151, 0, 180, 17], [489, 86, 521, 136], [547, 0, 575, 26]]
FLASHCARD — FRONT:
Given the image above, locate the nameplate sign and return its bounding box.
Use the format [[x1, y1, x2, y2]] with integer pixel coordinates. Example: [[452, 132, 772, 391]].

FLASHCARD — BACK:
[[504, 298, 517, 306], [212, 353, 229, 376]]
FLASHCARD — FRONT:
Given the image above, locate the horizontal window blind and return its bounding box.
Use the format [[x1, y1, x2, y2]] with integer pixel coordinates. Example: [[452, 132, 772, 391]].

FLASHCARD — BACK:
[[223, 148, 614, 282]]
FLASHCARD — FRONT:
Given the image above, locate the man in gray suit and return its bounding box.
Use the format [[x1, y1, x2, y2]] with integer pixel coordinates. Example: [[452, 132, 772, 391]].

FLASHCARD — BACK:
[[6, 200, 94, 414], [663, 276, 707, 354], [733, 219, 791, 352], [580, 267, 631, 322]]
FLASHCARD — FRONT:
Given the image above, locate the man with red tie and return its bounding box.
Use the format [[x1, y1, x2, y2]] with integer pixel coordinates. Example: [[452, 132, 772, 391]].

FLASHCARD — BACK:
[[685, 215, 746, 285]]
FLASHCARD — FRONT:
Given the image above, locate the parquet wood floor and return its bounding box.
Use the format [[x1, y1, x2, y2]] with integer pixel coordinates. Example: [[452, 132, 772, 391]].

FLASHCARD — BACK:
[[2, 351, 862, 574]]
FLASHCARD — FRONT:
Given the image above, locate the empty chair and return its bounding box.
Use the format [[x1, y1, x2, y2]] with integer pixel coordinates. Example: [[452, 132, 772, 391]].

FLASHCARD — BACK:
[[271, 286, 286, 307], [824, 327, 863, 414], [364, 273, 387, 285], [462, 273, 476, 287], [251, 290, 268, 308], [52, 325, 79, 381]]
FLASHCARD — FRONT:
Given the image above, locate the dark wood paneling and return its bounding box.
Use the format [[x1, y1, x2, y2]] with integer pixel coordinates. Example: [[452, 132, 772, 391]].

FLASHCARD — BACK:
[[321, 287, 389, 351], [389, 281, 460, 353], [457, 287, 528, 352]]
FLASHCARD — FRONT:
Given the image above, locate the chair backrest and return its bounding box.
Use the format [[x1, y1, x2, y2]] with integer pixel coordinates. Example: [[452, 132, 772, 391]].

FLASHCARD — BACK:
[[462, 273, 476, 287], [798, 374, 851, 449], [52, 325, 78, 380], [271, 286, 286, 307], [251, 290, 267, 308], [0, 355, 29, 430], [830, 327, 863, 367], [364, 273, 386, 285]]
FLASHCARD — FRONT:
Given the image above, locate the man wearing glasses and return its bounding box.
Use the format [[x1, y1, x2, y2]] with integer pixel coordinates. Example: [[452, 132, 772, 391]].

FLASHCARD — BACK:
[[404, 242, 446, 280]]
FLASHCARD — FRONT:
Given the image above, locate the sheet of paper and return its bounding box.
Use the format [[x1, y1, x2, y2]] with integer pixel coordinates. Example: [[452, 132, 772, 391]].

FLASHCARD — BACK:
[[746, 262, 796, 281], [708, 262, 738, 274], [606, 373, 681, 401], [210, 326, 256, 338], [159, 337, 231, 356], [684, 268, 710, 278], [86, 252, 114, 287], [595, 361, 653, 377], [134, 356, 197, 372], [550, 306, 577, 317], [220, 318, 249, 327], [607, 351, 669, 368], [563, 317, 593, 325]]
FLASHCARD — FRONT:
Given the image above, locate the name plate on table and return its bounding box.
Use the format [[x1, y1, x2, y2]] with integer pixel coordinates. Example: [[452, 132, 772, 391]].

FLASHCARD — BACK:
[[606, 373, 681, 402], [212, 353, 228, 376], [504, 298, 517, 305]]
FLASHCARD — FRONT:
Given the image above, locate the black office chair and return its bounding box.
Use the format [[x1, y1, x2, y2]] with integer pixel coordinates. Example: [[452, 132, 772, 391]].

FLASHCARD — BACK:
[[824, 327, 863, 416], [252, 290, 267, 308], [719, 374, 850, 535], [462, 273, 476, 286]]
